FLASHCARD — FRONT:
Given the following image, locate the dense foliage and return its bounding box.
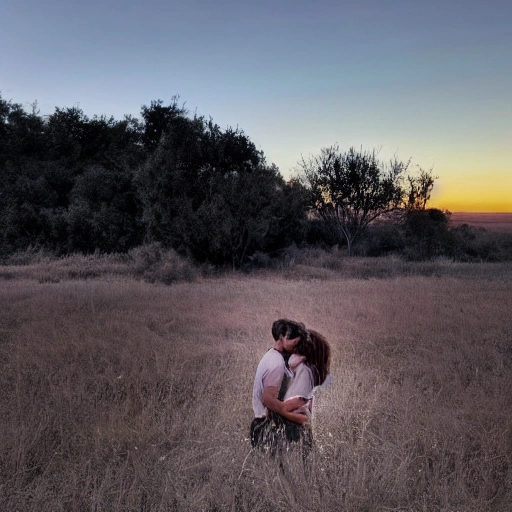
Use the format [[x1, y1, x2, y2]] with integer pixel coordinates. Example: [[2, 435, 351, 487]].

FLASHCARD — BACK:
[[1, 93, 510, 265], [0, 94, 307, 266], [299, 145, 437, 255]]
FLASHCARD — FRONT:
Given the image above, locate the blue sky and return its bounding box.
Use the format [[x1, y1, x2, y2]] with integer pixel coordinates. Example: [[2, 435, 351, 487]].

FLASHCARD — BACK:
[[1, 0, 511, 211]]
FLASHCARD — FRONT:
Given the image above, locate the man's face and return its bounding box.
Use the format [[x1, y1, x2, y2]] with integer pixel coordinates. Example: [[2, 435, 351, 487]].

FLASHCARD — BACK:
[[282, 335, 301, 354]]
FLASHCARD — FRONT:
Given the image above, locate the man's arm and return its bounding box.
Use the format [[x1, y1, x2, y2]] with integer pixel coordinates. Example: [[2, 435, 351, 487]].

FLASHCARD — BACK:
[[282, 397, 311, 415], [262, 386, 309, 425]]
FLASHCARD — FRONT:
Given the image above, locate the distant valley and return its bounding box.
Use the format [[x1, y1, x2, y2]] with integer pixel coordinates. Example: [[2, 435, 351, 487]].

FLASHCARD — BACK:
[[450, 212, 512, 232]]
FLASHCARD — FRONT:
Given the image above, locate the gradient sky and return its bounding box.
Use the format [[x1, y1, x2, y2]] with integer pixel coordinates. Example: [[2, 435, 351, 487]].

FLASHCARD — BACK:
[[1, 0, 511, 212]]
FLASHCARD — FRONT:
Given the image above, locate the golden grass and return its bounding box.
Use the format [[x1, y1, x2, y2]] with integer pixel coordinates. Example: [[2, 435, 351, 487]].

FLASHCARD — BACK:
[[1, 262, 512, 511]]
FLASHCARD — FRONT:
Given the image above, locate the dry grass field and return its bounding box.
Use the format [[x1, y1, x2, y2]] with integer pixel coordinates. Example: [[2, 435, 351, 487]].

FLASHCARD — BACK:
[[1, 255, 512, 511]]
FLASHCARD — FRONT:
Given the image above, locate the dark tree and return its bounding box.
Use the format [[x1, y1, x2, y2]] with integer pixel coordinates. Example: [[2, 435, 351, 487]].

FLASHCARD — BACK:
[[0, 96, 47, 163], [300, 146, 408, 254], [403, 208, 452, 260], [262, 178, 308, 253], [66, 163, 143, 253], [182, 163, 287, 268], [0, 93, 147, 255], [140, 98, 186, 151], [136, 111, 304, 267], [46, 106, 88, 161], [405, 168, 437, 210], [0, 91, 306, 262], [135, 113, 206, 246]]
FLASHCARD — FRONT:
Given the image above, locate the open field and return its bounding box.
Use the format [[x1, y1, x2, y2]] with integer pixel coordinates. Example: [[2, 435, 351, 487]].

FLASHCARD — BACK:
[[1, 259, 512, 511], [450, 213, 512, 233]]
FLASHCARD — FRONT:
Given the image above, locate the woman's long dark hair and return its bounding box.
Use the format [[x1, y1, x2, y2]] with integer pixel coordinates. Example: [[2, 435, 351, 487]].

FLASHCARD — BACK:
[[296, 329, 331, 387]]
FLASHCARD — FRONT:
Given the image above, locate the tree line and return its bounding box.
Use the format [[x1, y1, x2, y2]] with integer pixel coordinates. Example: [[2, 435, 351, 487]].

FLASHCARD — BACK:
[[0, 94, 310, 267], [1, 92, 508, 266]]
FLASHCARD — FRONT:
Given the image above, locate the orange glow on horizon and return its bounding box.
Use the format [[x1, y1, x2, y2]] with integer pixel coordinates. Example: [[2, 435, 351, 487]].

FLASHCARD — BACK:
[[430, 196, 512, 213], [430, 202, 512, 214], [429, 172, 511, 213]]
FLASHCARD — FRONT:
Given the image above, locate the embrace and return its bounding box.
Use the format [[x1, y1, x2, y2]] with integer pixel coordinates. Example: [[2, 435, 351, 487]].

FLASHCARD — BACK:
[[250, 319, 331, 454]]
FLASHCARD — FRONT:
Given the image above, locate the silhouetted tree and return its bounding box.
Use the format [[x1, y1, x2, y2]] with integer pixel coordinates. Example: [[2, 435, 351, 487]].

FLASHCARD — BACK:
[[0, 91, 306, 262], [135, 113, 206, 246], [66, 164, 143, 252], [403, 208, 452, 260], [262, 178, 309, 253], [300, 146, 408, 254], [182, 163, 287, 267], [0, 93, 148, 255], [46, 106, 88, 161], [0, 96, 48, 165], [405, 168, 437, 210], [136, 111, 304, 266], [140, 98, 185, 151]]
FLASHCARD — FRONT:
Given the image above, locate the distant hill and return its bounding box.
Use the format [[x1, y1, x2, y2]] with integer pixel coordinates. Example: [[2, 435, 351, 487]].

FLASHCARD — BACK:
[[450, 212, 512, 232]]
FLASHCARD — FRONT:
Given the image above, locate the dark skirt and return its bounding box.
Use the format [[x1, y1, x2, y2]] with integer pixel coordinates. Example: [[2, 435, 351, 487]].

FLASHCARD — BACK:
[[250, 412, 313, 455]]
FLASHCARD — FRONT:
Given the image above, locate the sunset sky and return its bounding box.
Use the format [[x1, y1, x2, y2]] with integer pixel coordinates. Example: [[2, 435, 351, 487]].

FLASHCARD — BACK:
[[1, 0, 510, 212]]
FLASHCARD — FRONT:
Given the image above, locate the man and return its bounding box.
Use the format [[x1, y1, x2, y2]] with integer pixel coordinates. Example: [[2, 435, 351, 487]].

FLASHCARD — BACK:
[[250, 319, 309, 450]]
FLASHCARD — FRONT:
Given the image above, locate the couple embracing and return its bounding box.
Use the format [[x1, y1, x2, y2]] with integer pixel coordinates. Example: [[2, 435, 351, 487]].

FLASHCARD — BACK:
[[250, 319, 331, 455]]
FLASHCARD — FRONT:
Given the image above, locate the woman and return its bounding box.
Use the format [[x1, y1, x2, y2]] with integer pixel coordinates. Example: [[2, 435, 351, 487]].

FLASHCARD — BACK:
[[278, 329, 331, 451]]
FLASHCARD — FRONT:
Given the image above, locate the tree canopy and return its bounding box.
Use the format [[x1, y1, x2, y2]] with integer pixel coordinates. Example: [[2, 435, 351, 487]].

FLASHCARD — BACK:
[[0, 92, 307, 266], [301, 146, 405, 254], [5, 91, 487, 265]]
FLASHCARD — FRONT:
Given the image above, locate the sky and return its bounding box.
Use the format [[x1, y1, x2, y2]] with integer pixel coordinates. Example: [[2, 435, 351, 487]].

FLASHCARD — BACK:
[[1, 0, 511, 212]]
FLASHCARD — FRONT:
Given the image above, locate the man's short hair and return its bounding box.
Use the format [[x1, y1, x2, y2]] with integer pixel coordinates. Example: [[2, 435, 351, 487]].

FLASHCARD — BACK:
[[271, 319, 307, 341]]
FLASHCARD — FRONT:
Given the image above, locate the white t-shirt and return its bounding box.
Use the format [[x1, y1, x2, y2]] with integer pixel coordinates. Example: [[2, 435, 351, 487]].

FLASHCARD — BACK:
[[284, 362, 314, 400], [252, 348, 291, 417], [283, 354, 314, 416]]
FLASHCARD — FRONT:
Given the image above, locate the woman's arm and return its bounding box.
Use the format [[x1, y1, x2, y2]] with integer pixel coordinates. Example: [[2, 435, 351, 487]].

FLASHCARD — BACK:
[[282, 397, 310, 422], [262, 387, 310, 424], [282, 397, 309, 412], [282, 410, 309, 424]]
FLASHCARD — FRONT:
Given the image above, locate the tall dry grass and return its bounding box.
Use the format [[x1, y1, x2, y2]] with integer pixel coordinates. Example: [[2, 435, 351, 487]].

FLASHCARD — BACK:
[[1, 262, 511, 511]]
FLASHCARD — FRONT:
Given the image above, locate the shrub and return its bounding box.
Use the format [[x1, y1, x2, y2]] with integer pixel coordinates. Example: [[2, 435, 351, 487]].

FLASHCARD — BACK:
[[450, 225, 512, 262], [304, 218, 343, 248], [354, 220, 405, 257], [2, 246, 55, 265], [128, 243, 197, 283], [402, 208, 453, 261]]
